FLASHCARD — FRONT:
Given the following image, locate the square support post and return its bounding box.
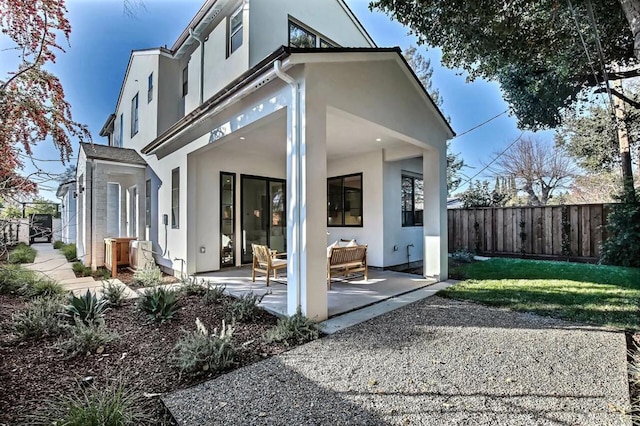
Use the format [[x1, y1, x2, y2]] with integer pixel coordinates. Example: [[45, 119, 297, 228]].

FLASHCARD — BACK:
[[423, 148, 448, 280]]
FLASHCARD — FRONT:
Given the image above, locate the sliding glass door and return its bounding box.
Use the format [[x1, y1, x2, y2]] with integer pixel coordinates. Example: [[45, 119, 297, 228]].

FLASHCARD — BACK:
[[241, 175, 286, 264]]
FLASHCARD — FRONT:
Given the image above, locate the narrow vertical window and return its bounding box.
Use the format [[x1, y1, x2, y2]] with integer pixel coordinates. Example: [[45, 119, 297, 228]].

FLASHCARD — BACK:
[[182, 66, 188, 97], [402, 175, 424, 226], [228, 6, 243, 55], [171, 168, 179, 229], [130, 93, 138, 137], [118, 114, 123, 147], [147, 72, 153, 103], [145, 179, 151, 227]]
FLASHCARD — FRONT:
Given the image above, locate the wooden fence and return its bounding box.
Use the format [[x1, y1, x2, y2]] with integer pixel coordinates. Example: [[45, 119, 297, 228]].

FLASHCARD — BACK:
[[447, 204, 612, 260]]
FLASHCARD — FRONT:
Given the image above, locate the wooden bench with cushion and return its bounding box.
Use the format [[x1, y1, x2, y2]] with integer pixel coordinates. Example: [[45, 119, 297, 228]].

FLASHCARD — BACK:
[[327, 244, 368, 289]]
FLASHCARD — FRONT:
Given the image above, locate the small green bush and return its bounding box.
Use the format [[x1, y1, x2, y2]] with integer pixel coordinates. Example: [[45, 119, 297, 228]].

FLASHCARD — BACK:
[[137, 286, 178, 323], [172, 318, 236, 375], [8, 243, 37, 264], [226, 292, 266, 323], [56, 319, 119, 358], [264, 308, 320, 346], [451, 249, 475, 263], [60, 243, 77, 262], [64, 290, 108, 326], [13, 296, 67, 339], [0, 265, 38, 294], [93, 268, 111, 280], [180, 276, 206, 296], [21, 278, 66, 298], [53, 240, 64, 249], [600, 190, 640, 267], [132, 264, 162, 287], [72, 261, 92, 277], [101, 281, 126, 307], [31, 378, 151, 425], [202, 283, 226, 305]]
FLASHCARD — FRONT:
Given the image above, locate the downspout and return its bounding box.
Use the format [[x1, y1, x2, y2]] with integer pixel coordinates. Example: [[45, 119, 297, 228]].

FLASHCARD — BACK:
[[188, 28, 205, 105], [273, 60, 301, 310]]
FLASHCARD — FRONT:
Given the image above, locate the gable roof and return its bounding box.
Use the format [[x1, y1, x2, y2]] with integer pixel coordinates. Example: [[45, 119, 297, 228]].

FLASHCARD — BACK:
[[80, 143, 147, 166], [56, 180, 76, 198]]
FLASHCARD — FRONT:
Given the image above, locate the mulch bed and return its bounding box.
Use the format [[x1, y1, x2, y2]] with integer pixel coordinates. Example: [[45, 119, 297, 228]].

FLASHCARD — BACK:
[[0, 292, 289, 424]]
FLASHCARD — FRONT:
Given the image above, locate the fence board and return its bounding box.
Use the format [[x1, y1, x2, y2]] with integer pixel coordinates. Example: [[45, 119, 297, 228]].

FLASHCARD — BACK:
[[448, 203, 614, 261]]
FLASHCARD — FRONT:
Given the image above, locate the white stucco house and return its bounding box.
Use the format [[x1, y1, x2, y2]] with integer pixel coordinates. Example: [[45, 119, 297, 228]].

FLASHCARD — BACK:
[[76, 0, 454, 321], [56, 181, 77, 245]]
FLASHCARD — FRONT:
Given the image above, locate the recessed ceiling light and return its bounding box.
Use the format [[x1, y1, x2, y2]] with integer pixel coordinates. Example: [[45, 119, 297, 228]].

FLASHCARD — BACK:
[[240, 136, 246, 140], [375, 138, 382, 142]]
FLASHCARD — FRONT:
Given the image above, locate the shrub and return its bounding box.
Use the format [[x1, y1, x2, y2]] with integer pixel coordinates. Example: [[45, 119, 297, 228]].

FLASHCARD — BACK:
[[0, 265, 38, 294], [13, 296, 67, 339], [64, 290, 108, 326], [264, 308, 320, 346], [202, 283, 226, 305], [137, 286, 178, 323], [180, 276, 206, 296], [600, 189, 640, 267], [53, 240, 64, 249], [172, 318, 236, 376], [21, 278, 66, 298], [8, 243, 37, 264], [132, 264, 162, 287], [60, 243, 77, 262], [451, 249, 475, 264], [226, 292, 266, 323], [101, 281, 126, 307], [93, 268, 111, 280], [72, 262, 92, 277], [31, 378, 151, 425], [56, 320, 119, 358]]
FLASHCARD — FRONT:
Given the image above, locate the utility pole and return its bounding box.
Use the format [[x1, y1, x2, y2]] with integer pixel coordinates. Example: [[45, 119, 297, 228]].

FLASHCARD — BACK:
[[612, 78, 636, 201]]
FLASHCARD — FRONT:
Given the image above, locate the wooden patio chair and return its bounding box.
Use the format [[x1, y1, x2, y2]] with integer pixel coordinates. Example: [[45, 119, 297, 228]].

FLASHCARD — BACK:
[[251, 243, 287, 286]]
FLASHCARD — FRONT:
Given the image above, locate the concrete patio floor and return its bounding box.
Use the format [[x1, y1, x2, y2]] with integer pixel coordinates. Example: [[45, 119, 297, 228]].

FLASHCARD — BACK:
[[196, 267, 437, 319]]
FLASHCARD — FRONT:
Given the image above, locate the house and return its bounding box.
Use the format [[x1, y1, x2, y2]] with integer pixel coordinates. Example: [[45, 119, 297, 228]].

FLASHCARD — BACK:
[[77, 0, 454, 321], [55, 181, 77, 245]]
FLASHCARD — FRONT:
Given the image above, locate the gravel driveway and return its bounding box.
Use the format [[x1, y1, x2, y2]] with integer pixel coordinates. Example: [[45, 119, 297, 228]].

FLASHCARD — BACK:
[[163, 296, 631, 425]]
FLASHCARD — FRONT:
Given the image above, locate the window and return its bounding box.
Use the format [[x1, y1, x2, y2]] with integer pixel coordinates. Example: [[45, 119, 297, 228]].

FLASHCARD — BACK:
[[182, 66, 188, 97], [228, 6, 243, 55], [402, 175, 424, 226], [130, 93, 138, 137], [145, 179, 151, 227], [147, 72, 153, 103], [171, 168, 180, 228], [113, 113, 123, 147], [327, 173, 362, 227], [320, 38, 334, 48], [289, 21, 316, 48]]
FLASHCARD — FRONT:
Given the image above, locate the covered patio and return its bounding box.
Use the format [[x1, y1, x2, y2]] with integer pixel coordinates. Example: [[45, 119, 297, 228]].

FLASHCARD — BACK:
[[197, 267, 437, 318]]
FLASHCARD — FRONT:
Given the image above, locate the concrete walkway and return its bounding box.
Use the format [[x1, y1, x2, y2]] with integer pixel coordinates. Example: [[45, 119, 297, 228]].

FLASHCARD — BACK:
[[163, 296, 631, 425], [25, 244, 137, 298]]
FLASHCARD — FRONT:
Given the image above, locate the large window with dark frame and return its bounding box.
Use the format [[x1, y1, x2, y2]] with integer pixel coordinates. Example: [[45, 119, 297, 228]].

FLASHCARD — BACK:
[[327, 173, 363, 227], [147, 72, 153, 103], [402, 175, 424, 226], [182, 66, 188, 97], [171, 168, 180, 229], [288, 20, 337, 48], [228, 6, 243, 55], [130, 93, 138, 137]]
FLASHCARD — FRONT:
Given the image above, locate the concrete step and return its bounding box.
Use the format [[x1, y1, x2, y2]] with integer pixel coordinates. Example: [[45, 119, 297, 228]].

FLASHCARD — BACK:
[[61, 279, 102, 291]]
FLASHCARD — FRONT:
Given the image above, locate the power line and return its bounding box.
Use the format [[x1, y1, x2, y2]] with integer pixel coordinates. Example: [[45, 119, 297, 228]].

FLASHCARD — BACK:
[[453, 109, 509, 139], [584, 0, 615, 110], [456, 131, 525, 190]]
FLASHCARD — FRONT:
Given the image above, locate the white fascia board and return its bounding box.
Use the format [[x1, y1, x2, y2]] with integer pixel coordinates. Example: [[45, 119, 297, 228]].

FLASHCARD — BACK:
[[93, 159, 147, 169], [287, 51, 398, 65]]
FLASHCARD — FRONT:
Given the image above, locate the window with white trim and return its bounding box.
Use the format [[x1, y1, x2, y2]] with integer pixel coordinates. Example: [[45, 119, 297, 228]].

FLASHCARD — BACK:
[[130, 93, 138, 137], [228, 6, 243, 55]]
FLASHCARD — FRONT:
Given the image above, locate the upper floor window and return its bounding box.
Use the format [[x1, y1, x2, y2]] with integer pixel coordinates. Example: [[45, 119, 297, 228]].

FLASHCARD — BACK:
[[228, 6, 243, 55], [147, 72, 153, 103], [131, 93, 139, 138], [289, 19, 338, 48], [402, 175, 424, 226], [145, 179, 152, 227], [113, 113, 123, 147], [182, 66, 188, 97], [328, 173, 363, 227]]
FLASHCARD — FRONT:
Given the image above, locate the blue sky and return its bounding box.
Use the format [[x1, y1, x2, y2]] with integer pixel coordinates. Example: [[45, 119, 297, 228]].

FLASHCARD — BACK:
[[7, 0, 554, 201]]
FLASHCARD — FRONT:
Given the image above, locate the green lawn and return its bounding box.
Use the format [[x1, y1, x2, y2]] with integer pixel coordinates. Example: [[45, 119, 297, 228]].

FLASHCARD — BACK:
[[441, 258, 640, 330]]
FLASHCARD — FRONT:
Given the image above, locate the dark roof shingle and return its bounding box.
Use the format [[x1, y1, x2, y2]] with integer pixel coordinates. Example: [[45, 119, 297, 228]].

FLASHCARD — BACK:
[[80, 143, 147, 166]]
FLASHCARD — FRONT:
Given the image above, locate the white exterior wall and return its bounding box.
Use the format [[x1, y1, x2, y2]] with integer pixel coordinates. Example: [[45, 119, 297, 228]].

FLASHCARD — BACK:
[[326, 150, 384, 267], [383, 157, 424, 267], [248, 0, 373, 66]]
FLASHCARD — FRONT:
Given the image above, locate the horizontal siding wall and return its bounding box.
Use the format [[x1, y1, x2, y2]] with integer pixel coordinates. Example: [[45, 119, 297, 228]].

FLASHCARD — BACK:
[[448, 204, 612, 261]]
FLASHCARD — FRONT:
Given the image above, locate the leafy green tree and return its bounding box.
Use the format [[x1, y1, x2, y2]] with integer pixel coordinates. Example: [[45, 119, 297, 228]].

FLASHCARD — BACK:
[[459, 180, 509, 208]]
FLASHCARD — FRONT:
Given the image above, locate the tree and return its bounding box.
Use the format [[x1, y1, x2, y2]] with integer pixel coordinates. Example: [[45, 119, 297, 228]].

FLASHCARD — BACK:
[[556, 88, 639, 174], [459, 180, 509, 208], [403, 45, 465, 195], [57, 165, 76, 183], [490, 136, 575, 206], [0, 0, 90, 200], [564, 173, 623, 204]]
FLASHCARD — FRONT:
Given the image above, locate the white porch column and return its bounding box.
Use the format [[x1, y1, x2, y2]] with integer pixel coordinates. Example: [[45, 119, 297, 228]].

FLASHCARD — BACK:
[[286, 81, 328, 321], [423, 148, 448, 280]]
